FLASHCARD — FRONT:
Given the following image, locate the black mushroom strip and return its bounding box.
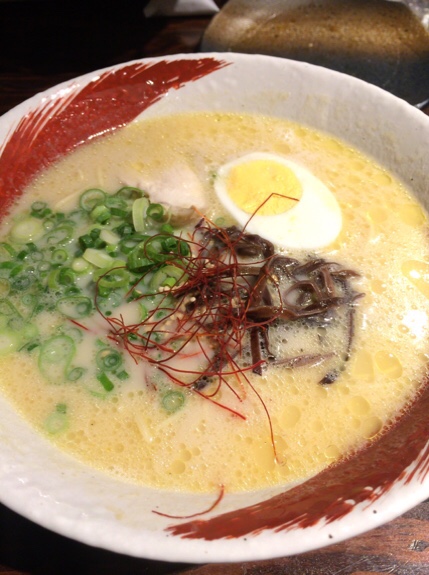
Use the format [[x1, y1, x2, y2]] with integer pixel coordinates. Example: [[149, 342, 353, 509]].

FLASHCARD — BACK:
[[246, 256, 363, 381], [177, 223, 363, 387]]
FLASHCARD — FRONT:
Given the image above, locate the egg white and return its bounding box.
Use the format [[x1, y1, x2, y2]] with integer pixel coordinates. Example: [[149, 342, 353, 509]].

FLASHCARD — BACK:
[[214, 152, 342, 250]]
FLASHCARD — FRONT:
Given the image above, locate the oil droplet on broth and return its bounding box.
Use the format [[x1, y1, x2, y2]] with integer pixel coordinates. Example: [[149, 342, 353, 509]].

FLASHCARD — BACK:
[[347, 396, 371, 416], [351, 349, 375, 381], [374, 351, 403, 378], [279, 405, 301, 429], [170, 459, 186, 475], [253, 442, 277, 472], [361, 416, 383, 439], [370, 279, 386, 294], [399, 204, 427, 226], [402, 260, 429, 299], [370, 170, 393, 186], [367, 206, 387, 225], [324, 444, 341, 460]]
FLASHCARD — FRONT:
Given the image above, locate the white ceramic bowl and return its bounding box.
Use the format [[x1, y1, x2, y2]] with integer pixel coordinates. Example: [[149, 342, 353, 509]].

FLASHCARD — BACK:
[[0, 53, 429, 563]]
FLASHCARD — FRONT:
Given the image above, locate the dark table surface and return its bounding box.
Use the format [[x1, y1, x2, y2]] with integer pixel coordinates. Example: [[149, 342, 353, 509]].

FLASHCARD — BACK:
[[1, 1, 429, 574]]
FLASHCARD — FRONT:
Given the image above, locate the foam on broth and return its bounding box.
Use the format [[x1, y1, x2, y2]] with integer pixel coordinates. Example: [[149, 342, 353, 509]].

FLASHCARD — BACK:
[[0, 112, 428, 493]]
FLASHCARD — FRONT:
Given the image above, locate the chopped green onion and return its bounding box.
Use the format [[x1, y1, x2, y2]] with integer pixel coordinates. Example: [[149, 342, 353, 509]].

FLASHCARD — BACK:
[[31, 201, 51, 219], [67, 367, 86, 381], [100, 229, 120, 246], [127, 241, 154, 273], [150, 268, 168, 291], [162, 264, 187, 282], [56, 296, 92, 319], [16, 249, 29, 261], [20, 340, 40, 353], [21, 322, 38, 342], [9, 263, 24, 277], [161, 236, 178, 252], [97, 288, 122, 308], [143, 235, 190, 264], [45, 225, 74, 245], [44, 410, 68, 434], [47, 268, 61, 290], [52, 249, 69, 264], [43, 218, 56, 232], [78, 233, 95, 250], [27, 250, 43, 262], [105, 196, 129, 218], [162, 277, 176, 288], [30, 201, 46, 211], [38, 335, 76, 383], [132, 197, 150, 232], [105, 245, 117, 255], [64, 286, 80, 296], [11, 274, 33, 292], [83, 248, 116, 269], [0, 242, 16, 258], [160, 224, 174, 234], [179, 240, 190, 256], [71, 257, 91, 274], [144, 238, 170, 264], [68, 208, 88, 224], [80, 188, 106, 212], [96, 348, 122, 371], [98, 268, 130, 289], [162, 390, 185, 413], [22, 293, 36, 307], [0, 279, 10, 297], [97, 371, 115, 392], [36, 260, 51, 274], [139, 303, 148, 321], [0, 330, 21, 355], [10, 218, 45, 244], [113, 223, 134, 237], [147, 203, 165, 222], [58, 268, 76, 286], [8, 316, 26, 331], [119, 234, 150, 255], [116, 186, 146, 200], [0, 261, 15, 270], [58, 324, 84, 343], [0, 299, 20, 316], [90, 204, 111, 224], [0, 263, 15, 282]]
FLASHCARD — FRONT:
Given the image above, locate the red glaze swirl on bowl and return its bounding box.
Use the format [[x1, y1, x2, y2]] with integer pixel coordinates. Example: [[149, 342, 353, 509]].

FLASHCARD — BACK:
[[0, 55, 428, 545]]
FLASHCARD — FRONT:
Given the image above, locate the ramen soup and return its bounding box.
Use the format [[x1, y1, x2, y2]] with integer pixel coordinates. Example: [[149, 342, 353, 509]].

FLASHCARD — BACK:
[[0, 112, 428, 494]]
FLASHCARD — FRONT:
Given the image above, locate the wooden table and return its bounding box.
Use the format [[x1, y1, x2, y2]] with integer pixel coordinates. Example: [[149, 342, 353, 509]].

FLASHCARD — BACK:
[[1, 2, 429, 573]]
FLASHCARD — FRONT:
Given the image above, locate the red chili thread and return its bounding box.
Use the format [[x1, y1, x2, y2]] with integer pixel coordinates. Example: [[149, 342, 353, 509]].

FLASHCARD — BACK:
[[94, 191, 343, 461], [94, 211, 280, 441], [69, 319, 90, 331], [152, 485, 225, 519]]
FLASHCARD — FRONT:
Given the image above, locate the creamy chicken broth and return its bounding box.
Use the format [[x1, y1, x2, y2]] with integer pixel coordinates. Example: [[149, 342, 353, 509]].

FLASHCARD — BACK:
[[0, 112, 428, 493]]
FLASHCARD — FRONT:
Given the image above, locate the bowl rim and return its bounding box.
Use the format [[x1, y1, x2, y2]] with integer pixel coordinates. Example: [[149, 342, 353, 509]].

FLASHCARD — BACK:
[[0, 51, 429, 563]]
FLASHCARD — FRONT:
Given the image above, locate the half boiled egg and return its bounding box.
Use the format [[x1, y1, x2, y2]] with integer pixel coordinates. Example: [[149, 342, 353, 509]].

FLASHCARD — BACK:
[[214, 152, 342, 250]]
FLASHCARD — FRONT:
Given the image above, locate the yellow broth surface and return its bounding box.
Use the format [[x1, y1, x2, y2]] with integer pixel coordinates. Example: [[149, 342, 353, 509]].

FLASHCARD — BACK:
[[0, 112, 428, 493]]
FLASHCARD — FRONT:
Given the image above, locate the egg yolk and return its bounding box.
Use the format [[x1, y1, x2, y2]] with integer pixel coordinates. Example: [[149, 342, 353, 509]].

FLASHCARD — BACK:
[[226, 159, 303, 216]]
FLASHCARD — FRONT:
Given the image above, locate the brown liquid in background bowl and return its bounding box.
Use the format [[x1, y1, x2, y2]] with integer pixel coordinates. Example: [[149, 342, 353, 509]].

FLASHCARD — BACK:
[[201, 0, 429, 106]]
